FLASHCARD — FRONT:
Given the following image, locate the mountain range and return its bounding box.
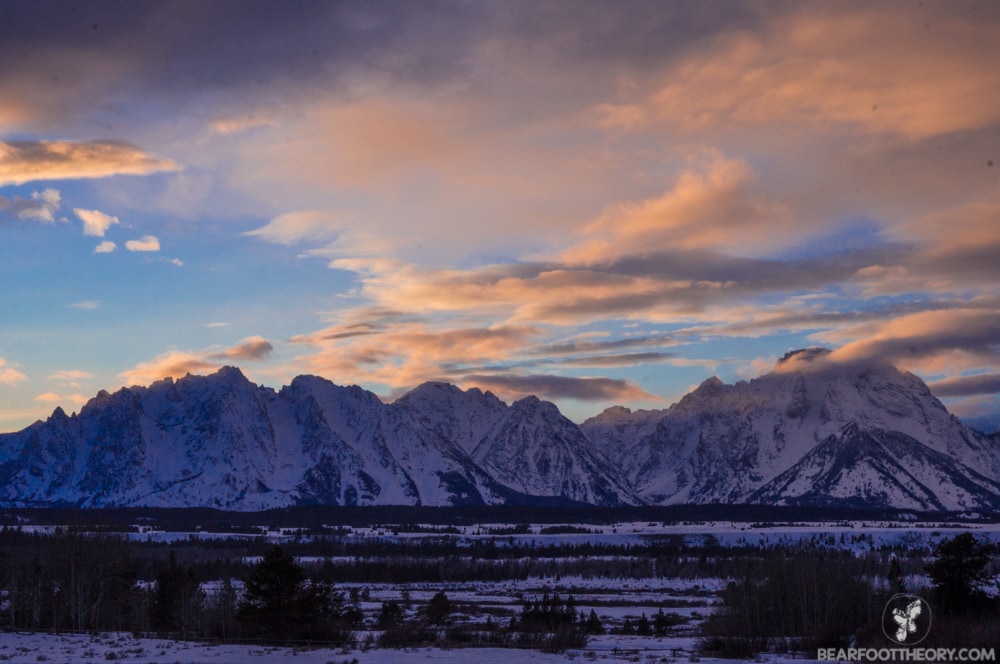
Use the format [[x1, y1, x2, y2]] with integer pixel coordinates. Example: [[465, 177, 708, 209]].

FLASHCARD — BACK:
[[1, 348, 998, 511]]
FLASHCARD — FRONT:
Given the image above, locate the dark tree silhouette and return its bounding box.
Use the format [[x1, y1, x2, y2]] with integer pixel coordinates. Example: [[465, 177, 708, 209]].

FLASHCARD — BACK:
[[150, 551, 203, 635], [237, 545, 355, 644], [377, 600, 404, 629], [925, 533, 995, 616], [425, 590, 452, 625]]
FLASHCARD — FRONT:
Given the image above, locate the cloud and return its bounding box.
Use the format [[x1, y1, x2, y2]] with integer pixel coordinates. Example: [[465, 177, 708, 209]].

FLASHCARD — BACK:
[[0, 358, 28, 386], [562, 157, 793, 261], [118, 337, 275, 385], [34, 392, 88, 405], [49, 369, 92, 383], [246, 209, 400, 262], [245, 210, 347, 246], [125, 235, 160, 252], [332, 241, 910, 330], [94, 241, 117, 253], [212, 115, 275, 136], [543, 352, 679, 369], [819, 308, 1000, 374], [611, 6, 1000, 140], [0, 188, 61, 223], [118, 351, 218, 386], [462, 374, 657, 403], [0, 140, 179, 186], [531, 334, 680, 357], [70, 300, 100, 310], [211, 336, 273, 361], [929, 374, 1000, 398], [74, 208, 120, 237], [48, 370, 92, 389]]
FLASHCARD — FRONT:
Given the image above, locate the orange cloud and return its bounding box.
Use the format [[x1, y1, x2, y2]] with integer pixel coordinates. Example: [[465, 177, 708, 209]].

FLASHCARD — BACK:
[[292, 323, 542, 386], [118, 337, 275, 385], [0, 358, 28, 386], [34, 392, 88, 405], [0, 140, 179, 186], [119, 351, 219, 386], [212, 336, 273, 361], [611, 7, 1000, 140], [562, 157, 793, 261], [461, 374, 658, 404], [821, 308, 1000, 374]]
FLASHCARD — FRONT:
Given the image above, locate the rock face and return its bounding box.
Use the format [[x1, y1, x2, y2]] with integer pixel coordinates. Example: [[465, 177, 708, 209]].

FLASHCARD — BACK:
[[581, 348, 1000, 510], [1, 350, 999, 511]]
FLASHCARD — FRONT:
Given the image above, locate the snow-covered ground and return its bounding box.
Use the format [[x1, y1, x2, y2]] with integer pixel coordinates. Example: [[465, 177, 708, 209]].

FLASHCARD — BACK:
[[0, 630, 815, 663], [4, 519, 997, 662]]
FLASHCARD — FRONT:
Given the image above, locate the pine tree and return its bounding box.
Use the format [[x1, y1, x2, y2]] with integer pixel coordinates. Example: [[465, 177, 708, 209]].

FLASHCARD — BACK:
[[584, 609, 604, 635], [425, 591, 452, 625], [925, 533, 995, 616], [237, 546, 307, 642]]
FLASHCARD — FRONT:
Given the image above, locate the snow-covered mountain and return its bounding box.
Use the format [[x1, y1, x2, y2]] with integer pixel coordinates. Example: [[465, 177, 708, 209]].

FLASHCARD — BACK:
[[1, 350, 998, 511], [581, 348, 1000, 510], [0, 368, 631, 509]]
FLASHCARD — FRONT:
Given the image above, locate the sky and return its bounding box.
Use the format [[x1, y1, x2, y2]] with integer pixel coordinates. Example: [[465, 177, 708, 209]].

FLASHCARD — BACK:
[[1, 1, 1000, 434]]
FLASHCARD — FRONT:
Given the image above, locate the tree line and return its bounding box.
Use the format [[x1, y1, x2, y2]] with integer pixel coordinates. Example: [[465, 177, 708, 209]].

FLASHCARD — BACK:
[[701, 533, 1000, 657]]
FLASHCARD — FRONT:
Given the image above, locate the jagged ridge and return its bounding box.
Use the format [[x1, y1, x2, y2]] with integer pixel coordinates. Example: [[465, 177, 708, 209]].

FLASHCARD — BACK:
[[1, 349, 999, 511]]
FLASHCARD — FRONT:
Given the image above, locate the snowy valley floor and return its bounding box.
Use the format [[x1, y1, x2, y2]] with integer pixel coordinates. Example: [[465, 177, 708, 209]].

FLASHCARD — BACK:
[[0, 631, 802, 664], [4, 517, 1000, 663]]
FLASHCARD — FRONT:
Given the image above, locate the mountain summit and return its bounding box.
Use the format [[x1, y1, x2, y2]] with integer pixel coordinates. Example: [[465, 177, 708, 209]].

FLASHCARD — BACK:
[[1, 354, 998, 510], [582, 349, 1000, 510]]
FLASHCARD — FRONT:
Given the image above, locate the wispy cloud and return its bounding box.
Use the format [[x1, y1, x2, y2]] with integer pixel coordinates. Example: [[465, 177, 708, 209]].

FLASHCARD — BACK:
[[929, 374, 1000, 399], [599, 6, 1000, 140], [0, 358, 28, 386], [48, 370, 92, 388], [118, 337, 275, 385], [70, 300, 100, 310], [34, 392, 88, 405], [0, 140, 178, 186], [94, 241, 116, 253], [462, 373, 658, 403], [211, 336, 273, 361]]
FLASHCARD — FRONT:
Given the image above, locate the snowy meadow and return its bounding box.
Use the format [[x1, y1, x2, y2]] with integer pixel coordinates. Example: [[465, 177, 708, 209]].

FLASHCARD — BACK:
[[2, 510, 999, 663]]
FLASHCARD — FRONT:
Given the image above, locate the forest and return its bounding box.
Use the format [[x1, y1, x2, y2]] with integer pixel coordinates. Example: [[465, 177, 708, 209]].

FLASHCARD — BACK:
[[0, 515, 998, 656]]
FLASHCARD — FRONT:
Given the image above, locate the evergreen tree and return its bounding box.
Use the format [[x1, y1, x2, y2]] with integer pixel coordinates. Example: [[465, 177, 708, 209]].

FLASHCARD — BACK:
[[377, 600, 404, 629], [237, 545, 355, 644], [425, 590, 452, 625], [886, 556, 906, 594], [237, 546, 308, 642], [584, 609, 604, 635], [151, 551, 203, 635], [925, 533, 995, 616]]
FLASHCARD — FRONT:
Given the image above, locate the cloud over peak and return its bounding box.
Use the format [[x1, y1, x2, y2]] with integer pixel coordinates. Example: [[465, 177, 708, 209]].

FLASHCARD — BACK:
[[118, 337, 275, 386]]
